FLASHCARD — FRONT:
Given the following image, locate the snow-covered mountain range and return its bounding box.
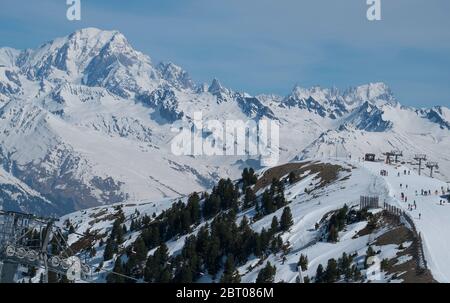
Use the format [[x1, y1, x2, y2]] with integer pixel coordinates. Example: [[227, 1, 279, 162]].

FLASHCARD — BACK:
[[0, 28, 449, 216]]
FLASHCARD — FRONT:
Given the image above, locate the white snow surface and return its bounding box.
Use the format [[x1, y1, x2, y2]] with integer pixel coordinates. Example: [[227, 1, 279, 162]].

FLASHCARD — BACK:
[[61, 157, 450, 283], [0, 28, 448, 215]]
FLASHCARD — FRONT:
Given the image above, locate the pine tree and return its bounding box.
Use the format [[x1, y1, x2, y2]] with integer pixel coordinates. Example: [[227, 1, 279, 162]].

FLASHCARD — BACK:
[[324, 258, 338, 283], [107, 259, 125, 283], [206, 236, 221, 277], [327, 225, 338, 242], [111, 219, 124, 243], [339, 252, 352, 280], [179, 264, 193, 283], [298, 254, 308, 271], [187, 192, 201, 224], [134, 236, 148, 263], [144, 243, 169, 282], [256, 262, 276, 283], [270, 216, 279, 234], [365, 246, 376, 268], [243, 187, 257, 209], [280, 207, 293, 231], [242, 167, 257, 189], [262, 190, 275, 214], [315, 264, 324, 283], [220, 254, 241, 283], [203, 194, 220, 219], [103, 238, 115, 261], [159, 267, 172, 283], [242, 168, 249, 190]]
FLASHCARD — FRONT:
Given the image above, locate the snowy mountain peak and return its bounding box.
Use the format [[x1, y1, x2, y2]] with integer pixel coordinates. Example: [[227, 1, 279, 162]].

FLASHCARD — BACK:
[[344, 82, 397, 108], [340, 101, 393, 132], [418, 106, 450, 130], [282, 85, 347, 119], [20, 28, 132, 78], [0, 47, 21, 67], [290, 85, 341, 104], [157, 61, 194, 90], [208, 78, 224, 92], [208, 78, 233, 102], [15, 28, 159, 99]]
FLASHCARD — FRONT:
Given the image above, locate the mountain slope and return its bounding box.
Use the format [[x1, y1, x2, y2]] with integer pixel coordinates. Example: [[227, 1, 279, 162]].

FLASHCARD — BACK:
[[0, 27, 448, 215], [57, 158, 446, 283]]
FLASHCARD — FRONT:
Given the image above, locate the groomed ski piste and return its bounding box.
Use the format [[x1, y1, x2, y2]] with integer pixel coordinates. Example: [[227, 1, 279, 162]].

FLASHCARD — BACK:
[[362, 160, 450, 282], [60, 157, 450, 283]]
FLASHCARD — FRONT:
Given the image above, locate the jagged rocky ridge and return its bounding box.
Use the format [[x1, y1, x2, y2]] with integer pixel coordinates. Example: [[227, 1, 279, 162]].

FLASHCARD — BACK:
[[0, 27, 448, 215]]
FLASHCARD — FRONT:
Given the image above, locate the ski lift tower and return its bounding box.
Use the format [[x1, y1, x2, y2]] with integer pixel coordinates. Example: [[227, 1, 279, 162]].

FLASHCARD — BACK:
[[0, 210, 91, 283], [0, 211, 34, 282], [383, 151, 394, 164], [414, 154, 427, 176], [425, 162, 439, 178], [391, 150, 403, 163]]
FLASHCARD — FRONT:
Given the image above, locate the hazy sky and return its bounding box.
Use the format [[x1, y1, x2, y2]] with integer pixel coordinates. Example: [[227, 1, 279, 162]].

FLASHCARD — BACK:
[[1, 0, 449, 107]]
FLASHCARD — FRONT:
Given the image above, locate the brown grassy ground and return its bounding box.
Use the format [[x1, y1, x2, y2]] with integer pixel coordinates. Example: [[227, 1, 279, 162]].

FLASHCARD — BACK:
[[254, 161, 349, 193]]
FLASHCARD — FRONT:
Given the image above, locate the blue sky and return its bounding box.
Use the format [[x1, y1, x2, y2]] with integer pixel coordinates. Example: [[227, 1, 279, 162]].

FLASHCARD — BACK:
[[0, 0, 449, 107]]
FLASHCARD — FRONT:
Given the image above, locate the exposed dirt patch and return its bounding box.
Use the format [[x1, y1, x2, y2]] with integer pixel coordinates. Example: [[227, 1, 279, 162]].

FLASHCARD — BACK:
[[373, 216, 435, 283], [88, 213, 117, 226], [69, 232, 106, 254], [254, 162, 310, 192], [254, 161, 349, 193]]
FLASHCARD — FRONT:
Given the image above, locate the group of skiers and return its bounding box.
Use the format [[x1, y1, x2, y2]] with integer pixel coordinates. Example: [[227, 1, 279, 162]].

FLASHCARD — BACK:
[[397, 169, 411, 177], [382, 165, 450, 221], [415, 189, 440, 196], [407, 201, 417, 211]]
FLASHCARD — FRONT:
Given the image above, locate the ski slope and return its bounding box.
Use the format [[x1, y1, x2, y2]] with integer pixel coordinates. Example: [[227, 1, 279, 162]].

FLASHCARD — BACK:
[[59, 158, 449, 283], [362, 160, 450, 282]]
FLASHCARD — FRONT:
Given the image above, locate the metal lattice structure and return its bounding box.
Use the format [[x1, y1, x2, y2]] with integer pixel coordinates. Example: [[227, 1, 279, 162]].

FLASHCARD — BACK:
[[425, 162, 439, 178], [0, 210, 91, 283], [414, 154, 427, 176], [383, 150, 403, 165], [391, 150, 403, 163]]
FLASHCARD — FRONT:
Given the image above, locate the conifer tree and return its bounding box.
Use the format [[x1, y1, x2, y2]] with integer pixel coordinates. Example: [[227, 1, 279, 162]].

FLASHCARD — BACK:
[[187, 192, 201, 224], [220, 254, 241, 283], [256, 262, 276, 283], [103, 238, 115, 261], [328, 225, 338, 242], [324, 258, 338, 283], [270, 216, 279, 234], [243, 187, 257, 209], [280, 207, 293, 231], [262, 190, 275, 214], [133, 236, 148, 263], [107, 259, 125, 283], [298, 254, 308, 271], [315, 264, 324, 283]]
